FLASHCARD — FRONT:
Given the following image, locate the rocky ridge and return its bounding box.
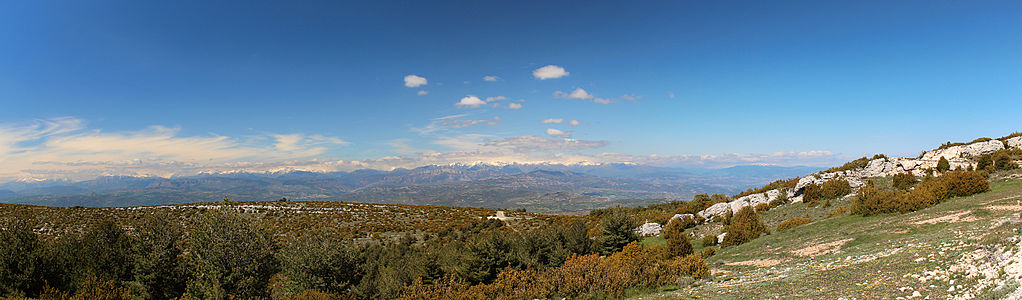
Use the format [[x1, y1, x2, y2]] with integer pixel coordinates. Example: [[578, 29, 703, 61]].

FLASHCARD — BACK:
[[696, 137, 1022, 221]]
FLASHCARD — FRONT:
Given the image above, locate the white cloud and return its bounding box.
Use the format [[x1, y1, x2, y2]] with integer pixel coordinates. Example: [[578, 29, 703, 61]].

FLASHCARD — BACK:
[[593, 98, 613, 104], [417, 90, 428, 96], [546, 128, 572, 138], [555, 88, 594, 100], [485, 96, 506, 102], [542, 118, 564, 124], [455, 95, 486, 108], [0, 118, 350, 182], [668, 92, 675, 99], [621, 94, 639, 101], [404, 75, 427, 87], [569, 120, 581, 126], [483, 75, 499, 82], [508, 103, 523, 109], [532, 65, 569, 80]]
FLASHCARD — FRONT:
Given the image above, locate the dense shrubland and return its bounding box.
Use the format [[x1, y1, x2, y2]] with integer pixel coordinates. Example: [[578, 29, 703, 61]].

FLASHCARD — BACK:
[[0, 204, 710, 299]]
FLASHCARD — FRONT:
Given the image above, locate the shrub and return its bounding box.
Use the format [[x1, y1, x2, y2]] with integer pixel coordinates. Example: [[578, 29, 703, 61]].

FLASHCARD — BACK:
[[827, 206, 847, 218], [672, 254, 710, 279], [700, 235, 716, 247], [0, 220, 44, 296], [940, 170, 989, 198], [994, 151, 1018, 171], [852, 171, 989, 216], [769, 192, 788, 208], [185, 210, 279, 299], [850, 181, 902, 216], [662, 220, 693, 258], [754, 203, 770, 213], [825, 155, 883, 173], [804, 178, 852, 206], [776, 217, 813, 231], [892, 173, 918, 190], [700, 247, 715, 258], [721, 207, 767, 247], [937, 157, 950, 172]]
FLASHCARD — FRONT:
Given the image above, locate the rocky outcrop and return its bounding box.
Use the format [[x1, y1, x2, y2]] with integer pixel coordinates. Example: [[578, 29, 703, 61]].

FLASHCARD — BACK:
[[693, 136, 1021, 223], [670, 213, 695, 223], [1007, 137, 1022, 149], [921, 140, 1004, 161], [634, 222, 662, 236], [697, 189, 780, 221]]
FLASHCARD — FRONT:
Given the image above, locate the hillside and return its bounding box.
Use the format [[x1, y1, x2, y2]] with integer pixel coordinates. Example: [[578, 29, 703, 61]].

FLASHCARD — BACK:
[[637, 172, 1022, 299]]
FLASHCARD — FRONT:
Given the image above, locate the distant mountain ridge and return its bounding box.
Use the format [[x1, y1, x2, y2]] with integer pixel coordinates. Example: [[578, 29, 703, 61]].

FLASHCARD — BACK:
[[0, 163, 822, 213]]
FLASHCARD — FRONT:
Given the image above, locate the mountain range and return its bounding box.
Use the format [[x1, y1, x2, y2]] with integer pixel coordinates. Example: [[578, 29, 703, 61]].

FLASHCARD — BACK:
[[0, 163, 821, 213]]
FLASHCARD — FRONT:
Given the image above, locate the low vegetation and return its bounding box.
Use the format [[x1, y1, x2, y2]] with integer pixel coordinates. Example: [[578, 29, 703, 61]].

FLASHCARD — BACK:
[[776, 217, 813, 231], [721, 206, 767, 247], [852, 170, 989, 216], [803, 178, 852, 206]]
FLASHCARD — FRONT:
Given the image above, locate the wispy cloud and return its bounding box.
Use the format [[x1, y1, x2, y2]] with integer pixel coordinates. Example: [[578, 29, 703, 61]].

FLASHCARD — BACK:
[[546, 128, 572, 138], [483, 75, 500, 82], [0, 118, 350, 181]]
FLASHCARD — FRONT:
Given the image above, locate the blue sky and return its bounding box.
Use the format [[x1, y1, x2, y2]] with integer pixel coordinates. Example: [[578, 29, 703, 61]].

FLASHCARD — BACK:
[[1, 1, 1021, 181]]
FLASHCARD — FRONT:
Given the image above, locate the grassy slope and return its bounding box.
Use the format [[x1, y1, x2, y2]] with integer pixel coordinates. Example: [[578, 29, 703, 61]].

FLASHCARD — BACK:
[[637, 174, 1022, 299]]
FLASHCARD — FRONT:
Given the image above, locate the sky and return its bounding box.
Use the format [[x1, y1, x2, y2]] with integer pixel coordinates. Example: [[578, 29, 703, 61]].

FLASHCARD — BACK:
[[1, 1, 1021, 182]]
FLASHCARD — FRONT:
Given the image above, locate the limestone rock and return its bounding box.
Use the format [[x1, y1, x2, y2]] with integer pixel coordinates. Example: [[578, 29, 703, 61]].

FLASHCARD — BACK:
[[717, 232, 728, 244], [698, 202, 731, 221], [1008, 136, 1022, 149], [921, 140, 1004, 161], [670, 213, 695, 223], [634, 222, 662, 237]]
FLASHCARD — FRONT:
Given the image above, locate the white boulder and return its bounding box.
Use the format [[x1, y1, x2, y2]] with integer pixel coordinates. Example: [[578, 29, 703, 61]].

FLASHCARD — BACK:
[[634, 222, 662, 237], [670, 213, 695, 224]]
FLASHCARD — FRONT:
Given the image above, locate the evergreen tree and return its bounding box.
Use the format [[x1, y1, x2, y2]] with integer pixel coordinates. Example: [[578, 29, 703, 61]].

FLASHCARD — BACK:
[[937, 156, 950, 172], [596, 212, 637, 255]]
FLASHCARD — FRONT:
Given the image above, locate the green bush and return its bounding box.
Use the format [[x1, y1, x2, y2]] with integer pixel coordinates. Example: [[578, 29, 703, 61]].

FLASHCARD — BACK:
[[937, 157, 950, 172], [850, 181, 902, 216], [662, 221, 693, 258], [776, 217, 813, 231], [852, 171, 989, 216], [185, 210, 280, 299], [892, 173, 918, 190], [721, 207, 766, 247], [700, 247, 715, 258], [700, 235, 716, 247], [803, 178, 852, 206], [769, 192, 788, 208], [675, 254, 710, 278]]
